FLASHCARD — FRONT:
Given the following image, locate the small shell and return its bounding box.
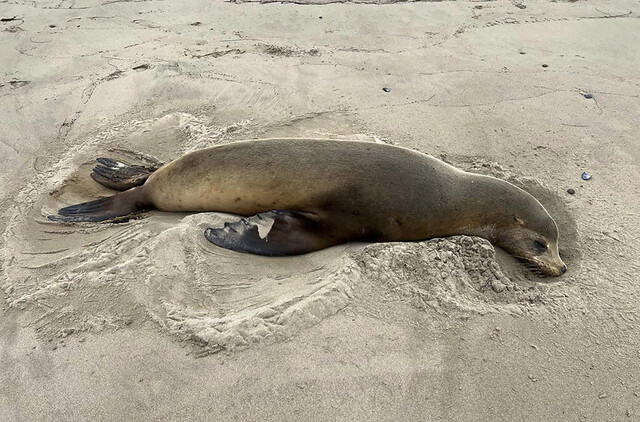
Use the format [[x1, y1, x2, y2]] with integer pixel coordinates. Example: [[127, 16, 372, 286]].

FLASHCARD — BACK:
[[581, 172, 592, 180]]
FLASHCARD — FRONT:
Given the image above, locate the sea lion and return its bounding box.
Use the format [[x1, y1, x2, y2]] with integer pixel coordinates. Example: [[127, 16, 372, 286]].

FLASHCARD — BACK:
[[49, 139, 567, 276]]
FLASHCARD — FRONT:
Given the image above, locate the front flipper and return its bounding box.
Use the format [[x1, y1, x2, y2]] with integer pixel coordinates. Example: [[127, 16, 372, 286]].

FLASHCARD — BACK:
[[204, 210, 341, 256]]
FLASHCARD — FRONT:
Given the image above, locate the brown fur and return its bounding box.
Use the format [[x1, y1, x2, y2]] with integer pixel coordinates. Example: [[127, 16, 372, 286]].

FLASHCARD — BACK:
[[52, 139, 566, 276]]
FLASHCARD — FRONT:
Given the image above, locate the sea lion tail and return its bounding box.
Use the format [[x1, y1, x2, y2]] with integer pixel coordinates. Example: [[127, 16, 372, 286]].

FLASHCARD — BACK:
[[91, 157, 161, 191], [48, 187, 149, 223]]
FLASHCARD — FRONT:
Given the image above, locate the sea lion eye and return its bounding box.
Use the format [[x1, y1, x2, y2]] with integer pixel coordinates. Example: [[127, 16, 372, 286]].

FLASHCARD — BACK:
[[534, 240, 547, 251]]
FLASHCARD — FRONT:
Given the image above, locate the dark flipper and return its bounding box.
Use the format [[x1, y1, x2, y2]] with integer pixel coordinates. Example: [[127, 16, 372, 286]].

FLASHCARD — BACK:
[[204, 210, 342, 256], [48, 187, 148, 223], [91, 157, 161, 191]]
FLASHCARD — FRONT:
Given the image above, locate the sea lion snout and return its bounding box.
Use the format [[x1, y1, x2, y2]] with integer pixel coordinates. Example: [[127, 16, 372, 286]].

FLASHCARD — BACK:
[[545, 241, 566, 277], [539, 253, 566, 277], [550, 261, 567, 277], [537, 246, 566, 277], [531, 258, 566, 277]]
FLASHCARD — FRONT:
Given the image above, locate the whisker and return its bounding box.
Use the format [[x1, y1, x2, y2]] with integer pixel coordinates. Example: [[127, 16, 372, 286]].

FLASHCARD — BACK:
[[510, 254, 552, 277]]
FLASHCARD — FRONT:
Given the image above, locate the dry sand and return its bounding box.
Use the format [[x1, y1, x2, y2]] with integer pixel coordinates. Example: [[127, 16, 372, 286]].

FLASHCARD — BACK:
[[1, 0, 639, 420]]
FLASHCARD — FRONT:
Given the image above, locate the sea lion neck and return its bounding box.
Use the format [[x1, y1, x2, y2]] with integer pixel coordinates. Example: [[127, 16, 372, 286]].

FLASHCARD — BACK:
[[443, 173, 518, 242]]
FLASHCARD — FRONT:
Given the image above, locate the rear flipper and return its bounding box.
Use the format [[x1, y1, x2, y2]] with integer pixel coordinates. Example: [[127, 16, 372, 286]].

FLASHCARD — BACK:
[[91, 157, 162, 191], [48, 187, 149, 223], [204, 210, 343, 256]]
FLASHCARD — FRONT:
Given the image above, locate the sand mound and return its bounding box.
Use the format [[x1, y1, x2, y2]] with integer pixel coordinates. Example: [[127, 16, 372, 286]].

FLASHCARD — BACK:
[[352, 236, 544, 317]]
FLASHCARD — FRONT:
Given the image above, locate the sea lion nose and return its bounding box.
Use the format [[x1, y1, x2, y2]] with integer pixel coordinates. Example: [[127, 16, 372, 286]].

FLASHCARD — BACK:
[[561, 265, 567, 274]]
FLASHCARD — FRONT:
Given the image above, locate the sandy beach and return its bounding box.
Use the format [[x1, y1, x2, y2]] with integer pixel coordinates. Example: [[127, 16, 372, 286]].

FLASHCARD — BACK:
[[1, 0, 639, 420]]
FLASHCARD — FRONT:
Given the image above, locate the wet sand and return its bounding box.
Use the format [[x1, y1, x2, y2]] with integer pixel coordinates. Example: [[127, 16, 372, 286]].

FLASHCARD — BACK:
[[1, 1, 639, 420]]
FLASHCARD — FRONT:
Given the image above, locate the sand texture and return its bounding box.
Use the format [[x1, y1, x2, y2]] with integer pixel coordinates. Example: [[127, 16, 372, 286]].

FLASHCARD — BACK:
[[1, 0, 639, 421]]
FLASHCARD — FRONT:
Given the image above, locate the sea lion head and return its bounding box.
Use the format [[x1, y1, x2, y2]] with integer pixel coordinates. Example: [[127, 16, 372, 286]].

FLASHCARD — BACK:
[[461, 176, 567, 277], [494, 207, 566, 277]]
